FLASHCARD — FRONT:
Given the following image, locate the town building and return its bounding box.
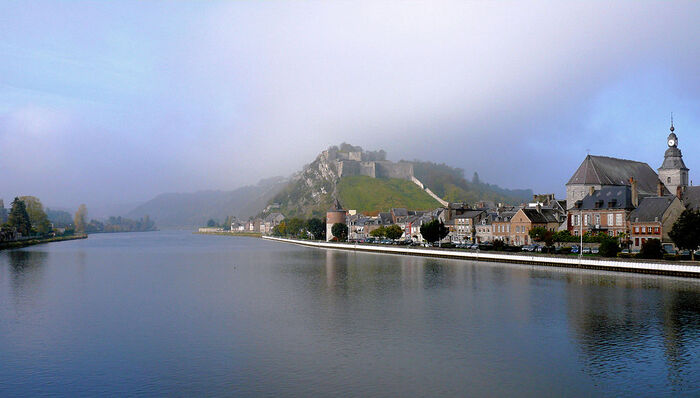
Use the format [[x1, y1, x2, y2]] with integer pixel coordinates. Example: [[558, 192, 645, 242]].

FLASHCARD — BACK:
[[566, 155, 667, 209], [492, 210, 515, 244], [629, 195, 685, 250], [510, 206, 561, 245], [567, 185, 636, 238]]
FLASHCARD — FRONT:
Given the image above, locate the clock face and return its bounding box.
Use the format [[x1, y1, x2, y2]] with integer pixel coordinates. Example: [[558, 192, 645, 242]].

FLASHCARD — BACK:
[[668, 139, 675, 146]]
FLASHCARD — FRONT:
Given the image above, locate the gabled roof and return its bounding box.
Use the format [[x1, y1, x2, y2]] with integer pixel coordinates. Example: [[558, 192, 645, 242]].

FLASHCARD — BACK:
[[574, 186, 635, 210], [682, 186, 700, 211], [630, 196, 676, 222], [520, 208, 560, 224], [567, 155, 667, 196]]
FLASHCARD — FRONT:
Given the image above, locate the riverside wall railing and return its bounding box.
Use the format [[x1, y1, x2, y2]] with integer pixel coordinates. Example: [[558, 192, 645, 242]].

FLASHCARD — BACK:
[[262, 236, 700, 278]]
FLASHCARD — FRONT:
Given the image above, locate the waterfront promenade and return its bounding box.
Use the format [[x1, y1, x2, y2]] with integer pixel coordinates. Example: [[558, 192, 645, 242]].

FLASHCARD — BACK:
[[263, 236, 700, 278]]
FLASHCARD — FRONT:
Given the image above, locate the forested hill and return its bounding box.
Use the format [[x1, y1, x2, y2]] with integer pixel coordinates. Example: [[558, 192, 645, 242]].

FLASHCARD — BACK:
[[410, 161, 532, 205], [127, 177, 288, 228]]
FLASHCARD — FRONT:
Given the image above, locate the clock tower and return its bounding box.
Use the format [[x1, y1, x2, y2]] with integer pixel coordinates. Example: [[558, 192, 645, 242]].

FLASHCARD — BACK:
[[658, 118, 689, 195]]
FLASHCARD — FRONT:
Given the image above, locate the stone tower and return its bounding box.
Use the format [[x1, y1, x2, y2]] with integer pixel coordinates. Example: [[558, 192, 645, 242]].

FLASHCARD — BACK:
[[658, 118, 689, 195]]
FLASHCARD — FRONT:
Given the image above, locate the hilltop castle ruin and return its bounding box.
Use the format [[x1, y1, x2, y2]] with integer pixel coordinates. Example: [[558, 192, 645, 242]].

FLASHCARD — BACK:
[[324, 145, 414, 180]]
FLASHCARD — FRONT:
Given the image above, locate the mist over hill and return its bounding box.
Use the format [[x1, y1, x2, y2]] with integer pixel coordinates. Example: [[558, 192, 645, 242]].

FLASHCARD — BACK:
[[126, 177, 287, 228], [128, 144, 533, 226]]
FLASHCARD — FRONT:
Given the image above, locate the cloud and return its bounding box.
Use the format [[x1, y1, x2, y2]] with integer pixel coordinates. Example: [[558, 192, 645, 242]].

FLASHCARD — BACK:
[[2, 1, 700, 208]]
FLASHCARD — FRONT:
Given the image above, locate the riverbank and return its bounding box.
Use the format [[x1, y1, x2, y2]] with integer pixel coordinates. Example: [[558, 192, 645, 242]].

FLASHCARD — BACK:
[[263, 236, 700, 278], [0, 234, 88, 251], [194, 231, 262, 238]]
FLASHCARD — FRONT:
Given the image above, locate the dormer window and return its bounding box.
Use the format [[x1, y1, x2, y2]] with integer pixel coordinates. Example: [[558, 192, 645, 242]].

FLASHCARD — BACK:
[[575, 200, 582, 209]]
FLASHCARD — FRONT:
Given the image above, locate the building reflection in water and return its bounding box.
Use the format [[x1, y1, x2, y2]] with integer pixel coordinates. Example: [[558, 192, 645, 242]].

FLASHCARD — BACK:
[[564, 270, 700, 389]]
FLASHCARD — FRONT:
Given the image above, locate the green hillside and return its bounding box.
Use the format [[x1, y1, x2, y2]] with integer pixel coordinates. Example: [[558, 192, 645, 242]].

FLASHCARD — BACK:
[[337, 176, 440, 213], [410, 161, 532, 205]]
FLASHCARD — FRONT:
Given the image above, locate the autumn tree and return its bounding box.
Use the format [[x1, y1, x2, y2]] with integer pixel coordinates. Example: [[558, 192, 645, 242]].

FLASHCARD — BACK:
[[74, 204, 88, 234], [528, 226, 554, 246], [19, 196, 51, 235]]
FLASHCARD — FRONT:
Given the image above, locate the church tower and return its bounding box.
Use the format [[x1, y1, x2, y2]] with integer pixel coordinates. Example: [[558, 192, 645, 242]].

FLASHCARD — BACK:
[[658, 117, 689, 195]]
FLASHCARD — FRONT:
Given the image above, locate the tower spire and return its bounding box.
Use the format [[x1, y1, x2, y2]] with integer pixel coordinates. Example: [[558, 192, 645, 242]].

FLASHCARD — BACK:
[[670, 112, 674, 132]]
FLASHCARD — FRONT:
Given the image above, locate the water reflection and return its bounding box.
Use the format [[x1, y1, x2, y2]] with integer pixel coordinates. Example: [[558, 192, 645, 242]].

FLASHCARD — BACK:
[[1, 250, 49, 316], [565, 271, 700, 390]]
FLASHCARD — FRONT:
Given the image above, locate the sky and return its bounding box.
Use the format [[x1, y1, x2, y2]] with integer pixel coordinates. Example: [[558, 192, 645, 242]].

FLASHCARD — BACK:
[[2, 1, 700, 214]]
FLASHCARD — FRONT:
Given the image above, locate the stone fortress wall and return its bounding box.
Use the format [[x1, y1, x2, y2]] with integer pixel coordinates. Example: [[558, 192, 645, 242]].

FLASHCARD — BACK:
[[332, 150, 414, 180]]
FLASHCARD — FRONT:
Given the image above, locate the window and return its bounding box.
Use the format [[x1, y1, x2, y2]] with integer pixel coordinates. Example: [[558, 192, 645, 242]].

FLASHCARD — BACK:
[[641, 226, 646, 233], [595, 214, 600, 225], [667, 177, 671, 183], [634, 226, 639, 234], [584, 214, 590, 225], [616, 214, 623, 226], [635, 238, 639, 246], [607, 214, 614, 226], [654, 227, 660, 234]]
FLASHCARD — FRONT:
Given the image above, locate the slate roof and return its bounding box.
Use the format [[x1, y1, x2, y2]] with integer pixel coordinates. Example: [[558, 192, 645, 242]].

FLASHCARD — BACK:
[[454, 210, 485, 219], [630, 196, 675, 222], [521, 208, 560, 223], [391, 208, 408, 218], [567, 155, 667, 196], [378, 212, 393, 224], [682, 186, 700, 211], [660, 147, 688, 170], [574, 186, 635, 210]]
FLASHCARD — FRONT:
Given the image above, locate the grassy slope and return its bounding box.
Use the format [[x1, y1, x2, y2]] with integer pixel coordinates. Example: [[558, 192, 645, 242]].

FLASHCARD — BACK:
[[337, 176, 440, 213]]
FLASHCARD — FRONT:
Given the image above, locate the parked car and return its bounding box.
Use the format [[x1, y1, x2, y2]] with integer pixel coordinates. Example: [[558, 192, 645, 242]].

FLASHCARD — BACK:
[[469, 243, 480, 250], [582, 247, 592, 254], [591, 247, 599, 254], [621, 248, 631, 254], [571, 245, 580, 254], [521, 244, 537, 252]]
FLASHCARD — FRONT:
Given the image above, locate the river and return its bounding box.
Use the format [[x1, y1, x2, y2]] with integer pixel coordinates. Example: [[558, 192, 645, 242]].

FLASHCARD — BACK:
[[1, 231, 699, 396]]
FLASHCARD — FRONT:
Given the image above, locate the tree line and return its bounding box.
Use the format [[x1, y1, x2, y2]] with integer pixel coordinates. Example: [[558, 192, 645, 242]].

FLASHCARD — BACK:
[[272, 217, 326, 240], [1, 196, 157, 243]]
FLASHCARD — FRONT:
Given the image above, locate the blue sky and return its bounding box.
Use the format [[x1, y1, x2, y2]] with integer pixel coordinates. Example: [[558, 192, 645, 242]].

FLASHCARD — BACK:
[[2, 1, 700, 213]]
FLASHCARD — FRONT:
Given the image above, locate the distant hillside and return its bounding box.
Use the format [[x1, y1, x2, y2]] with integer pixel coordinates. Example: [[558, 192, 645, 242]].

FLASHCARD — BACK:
[[269, 144, 533, 218], [128, 177, 287, 228], [411, 161, 532, 205], [337, 176, 440, 213]]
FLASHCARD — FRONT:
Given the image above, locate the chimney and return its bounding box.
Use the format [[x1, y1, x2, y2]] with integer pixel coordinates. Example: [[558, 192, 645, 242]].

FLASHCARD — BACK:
[[677, 186, 683, 200], [589, 186, 595, 196], [630, 177, 638, 207], [657, 180, 664, 197]]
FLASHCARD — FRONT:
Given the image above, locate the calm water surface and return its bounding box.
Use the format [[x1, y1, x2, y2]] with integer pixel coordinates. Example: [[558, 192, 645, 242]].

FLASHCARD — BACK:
[[1, 231, 699, 397]]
